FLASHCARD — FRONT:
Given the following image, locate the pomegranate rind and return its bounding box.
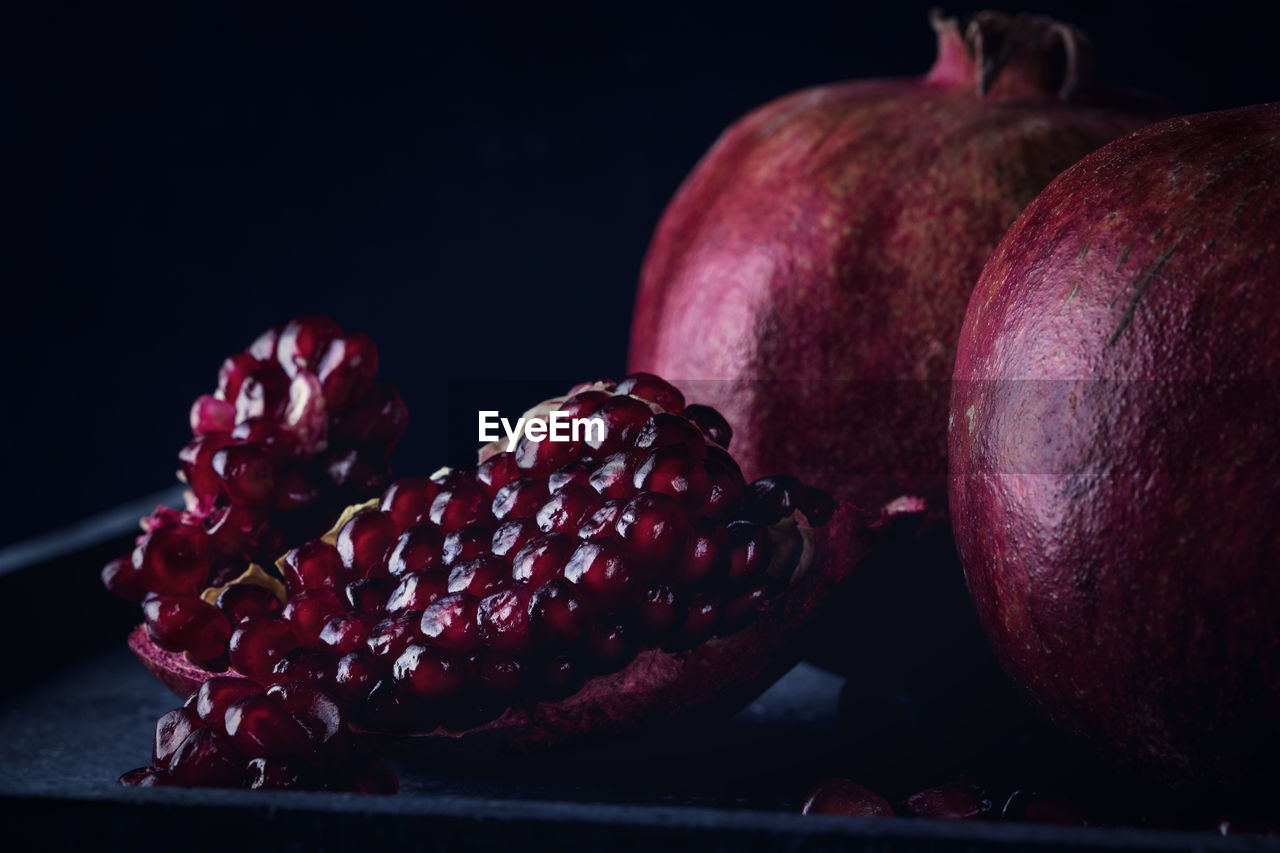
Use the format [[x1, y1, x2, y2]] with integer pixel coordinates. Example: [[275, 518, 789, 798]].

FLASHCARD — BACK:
[[129, 500, 913, 750]]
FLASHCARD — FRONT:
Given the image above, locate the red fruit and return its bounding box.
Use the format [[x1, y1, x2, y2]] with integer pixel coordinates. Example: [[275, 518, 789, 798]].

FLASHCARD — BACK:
[[476, 451, 521, 497], [153, 707, 203, 766], [279, 540, 344, 593], [628, 11, 1162, 518], [675, 522, 726, 586], [547, 460, 593, 493], [1002, 790, 1087, 825], [335, 511, 398, 578], [385, 572, 448, 614], [950, 103, 1280, 791], [584, 395, 654, 455], [224, 694, 311, 758], [491, 477, 549, 521], [281, 588, 346, 645], [510, 533, 576, 586], [195, 676, 265, 727], [429, 476, 493, 532], [587, 453, 636, 500], [190, 394, 235, 435], [276, 315, 342, 378], [529, 579, 592, 648], [379, 477, 440, 528], [228, 618, 300, 682], [490, 518, 540, 559], [270, 646, 335, 686], [316, 333, 378, 410], [167, 728, 243, 788], [632, 444, 709, 507], [905, 781, 994, 820], [534, 483, 601, 535], [119, 767, 169, 787], [476, 586, 533, 655], [614, 373, 684, 412], [320, 612, 382, 656], [616, 492, 688, 570], [334, 650, 380, 704], [564, 539, 634, 611], [133, 524, 211, 596], [441, 526, 494, 567], [418, 593, 481, 653], [576, 499, 627, 541], [801, 779, 895, 817], [447, 555, 509, 597], [101, 555, 146, 602], [142, 596, 231, 662], [215, 583, 283, 624], [386, 525, 445, 575], [245, 757, 312, 791], [682, 404, 732, 448], [392, 645, 466, 702], [366, 611, 425, 660]]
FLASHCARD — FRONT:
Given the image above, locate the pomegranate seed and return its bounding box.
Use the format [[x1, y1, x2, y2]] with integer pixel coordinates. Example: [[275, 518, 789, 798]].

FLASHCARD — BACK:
[[271, 465, 324, 514], [331, 379, 408, 451], [490, 518, 540, 559], [386, 571, 449, 613], [615, 373, 684, 412], [721, 581, 771, 632], [380, 477, 440, 528], [577, 499, 628, 541], [267, 681, 345, 755], [361, 678, 416, 732], [632, 413, 707, 459], [510, 533, 576, 585], [616, 492, 689, 570], [229, 618, 301, 682], [473, 652, 525, 695], [204, 503, 268, 557], [564, 539, 634, 610], [727, 521, 771, 584], [745, 475, 806, 524], [586, 622, 636, 674], [276, 315, 342, 378], [217, 353, 259, 402], [447, 556, 510, 597], [675, 522, 727, 586], [321, 445, 391, 496], [190, 394, 235, 435], [119, 767, 169, 787], [316, 332, 378, 410], [442, 526, 494, 567], [386, 525, 446, 575], [319, 612, 381, 656], [529, 578, 592, 648], [702, 446, 747, 519], [634, 585, 680, 641], [906, 781, 995, 820], [547, 460, 594, 493], [535, 483, 601, 535], [233, 362, 290, 422], [367, 611, 425, 660], [429, 477, 493, 532], [167, 728, 244, 788], [134, 523, 211, 596], [491, 477, 549, 521], [195, 676, 265, 728], [335, 511, 398, 578], [585, 395, 653, 455], [419, 593, 481, 653], [513, 429, 579, 475], [142, 595, 231, 661], [588, 452, 637, 500], [247, 325, 280, 360], [800, 486, 835, 526], [101, 555, 146, 601], [335, 650, 380, 703], [153, 707, 203, 766], [677, 593, 720, 647], [224, 694, 311, 758], [344, 576, 393, 611], [245, 757, 312, 790], [558, 390, 611, 420], [178, 433, 233, 505], [534, 654, 584, 699], [215, 584, 283, 624], [269, 646, 335, 686], [392, 645, 466, 701], [210, 443, 275, 506], [279, 540, 344, 593], [281, 588, 346, 644], [682, 404, 732, 448], [633, 444, 709, 507], [476, 451, 521, 496], [229, 416, 294, 463], [477, 586, 533, 654], [801, 779, 896, 817]]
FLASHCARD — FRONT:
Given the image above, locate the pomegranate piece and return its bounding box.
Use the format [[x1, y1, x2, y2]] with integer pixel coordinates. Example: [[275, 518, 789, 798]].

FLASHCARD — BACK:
[[228, 618, 301, 682], [142, 596, 231, 662], [906, 781, 995, 820], [801, 779, 896, 817]]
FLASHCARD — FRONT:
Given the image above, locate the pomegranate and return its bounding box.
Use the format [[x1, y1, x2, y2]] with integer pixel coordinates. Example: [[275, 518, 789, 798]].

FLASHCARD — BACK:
[[123, 371, 921, 778], [801, 779, 895, 817], [950, 103, 1280, 791], [629, 10, 1164, 518], [101, 316, 407, 667]]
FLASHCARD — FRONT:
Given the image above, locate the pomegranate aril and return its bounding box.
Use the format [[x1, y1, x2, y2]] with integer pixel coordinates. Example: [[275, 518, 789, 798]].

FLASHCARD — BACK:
[[476, 451, 520, 497], [344, 576, 393, 611], [564, 539, 634, 611], [557, 389, 610, 420], [217, 353, 259, 402], [246, 757, 313, 790], [267, 681, 346, 754], [633, 444, 709, 507], [204, 503, 268, 557], [276, 315, 342, 378], [535, 483, 601, 535], [800, 486, 835, 526], [233, 362, 290, 423], [380, 477, 440, 528], [721, 581, 771, 633], [473, 652, 526, 696], [282, 588, 346, 644], [476, 586, 533, 654], [577, 499, 628, 541], [632, 413, 707, 458], [101, 555, 146, 602], [393, 645, 467, 701], [272, 464, 324, 514], [322, 445, 391, 497], [675, 593, 720, 647], [510, 533, 576, 586], [387, 525, 445, 575], [906, 781, 995, 820], [167, 727, 244, 788], [215, 583, 283, 624], [514, 430, 578, 475], [585, 395, 654, 455], [317, 332, 378, 410], [726, 521, 772, 584], [331, 379, 408, 451], [229, 618, 301, 682], [534, 654, 584, 700], [362, 678, 417, 732], [419, 593, 481, 653], [178, 433, 233, 505], [548, 460, 594, 493], [119, 767, 169, 787], [703, 446, 747, 519], [279, 540, 344, 593], [801, 779, 896, 817], [335, 650, 380, 703], [224, 694, 312, 759], [190, 394, 235, 435], [586, 622, 636, 674], [270, 646, 335, 686], [529, 578, 592, 648], [616, 492, 689, 570], [682, 404, 732, 449], [491, 477, 549, 521], [429, 477, 493, 532], [143, 595, 231, 661], [447, 555, 510, 597], [634, 585, 680, 642], [154, 707, 203, 766], [195, 676, 266, 728], [320, 611, 381, 656], [386, 571, 448, 614], [615, 373, 684, 412], [335, 511, 398, 578], [588, 453, 636, 500], [490, 518, 539, 559], [675, 522, 727, 587], [367, 611, 425, 660], [442, 526, 494, 567], [134, 523, 211, 596], [745, 475, 806, 525]]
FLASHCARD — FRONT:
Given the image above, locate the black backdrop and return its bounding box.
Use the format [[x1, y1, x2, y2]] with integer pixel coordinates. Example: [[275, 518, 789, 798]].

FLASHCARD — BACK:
[[2, 0, 1276, 547]]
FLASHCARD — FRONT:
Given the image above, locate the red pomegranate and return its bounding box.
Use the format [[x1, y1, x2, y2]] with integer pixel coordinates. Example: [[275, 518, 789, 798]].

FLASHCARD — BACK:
[[123, 370, 923, 788], [630, 10, 1164, 518], [950, 103, 1280, 792]]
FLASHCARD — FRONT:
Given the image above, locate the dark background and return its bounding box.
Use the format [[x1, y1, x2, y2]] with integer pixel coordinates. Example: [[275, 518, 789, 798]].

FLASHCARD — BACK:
[[1, 0, 1275, 548]]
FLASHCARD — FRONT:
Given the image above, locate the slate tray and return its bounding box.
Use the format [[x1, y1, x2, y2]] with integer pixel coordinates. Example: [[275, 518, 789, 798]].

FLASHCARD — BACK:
[[0, 490, 1271, 851]]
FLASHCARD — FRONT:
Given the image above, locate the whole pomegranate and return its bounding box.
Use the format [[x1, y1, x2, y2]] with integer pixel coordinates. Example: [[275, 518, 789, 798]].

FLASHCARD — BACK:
[[630, 10, 1163, 517], [950, 103, 1280, 792]]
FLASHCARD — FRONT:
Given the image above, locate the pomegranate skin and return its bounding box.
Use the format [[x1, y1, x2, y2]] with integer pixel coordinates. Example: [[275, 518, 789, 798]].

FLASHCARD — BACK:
[[630, 11, 1163, 517], [950, 103, 1280, 791]]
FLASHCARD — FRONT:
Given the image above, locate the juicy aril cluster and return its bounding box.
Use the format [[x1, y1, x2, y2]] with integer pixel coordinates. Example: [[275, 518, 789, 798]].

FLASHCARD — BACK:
[[114, 322, 876, 792]]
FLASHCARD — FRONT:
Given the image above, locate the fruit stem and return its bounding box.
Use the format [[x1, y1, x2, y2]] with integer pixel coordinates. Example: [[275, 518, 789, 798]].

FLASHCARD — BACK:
[[925, 8, 1093, 102]]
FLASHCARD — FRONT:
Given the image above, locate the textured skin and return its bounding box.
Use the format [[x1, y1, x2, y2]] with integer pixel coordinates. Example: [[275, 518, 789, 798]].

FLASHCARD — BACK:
[[132, 501, 920, 751], [949, 103, 1280, 790], [629, 26, 1161, 519]]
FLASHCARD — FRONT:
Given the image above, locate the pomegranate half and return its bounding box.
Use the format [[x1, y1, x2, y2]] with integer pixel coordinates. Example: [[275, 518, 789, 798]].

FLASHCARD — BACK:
[[950, 103, 1280, 792], [629, 10, 1164, 518]]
